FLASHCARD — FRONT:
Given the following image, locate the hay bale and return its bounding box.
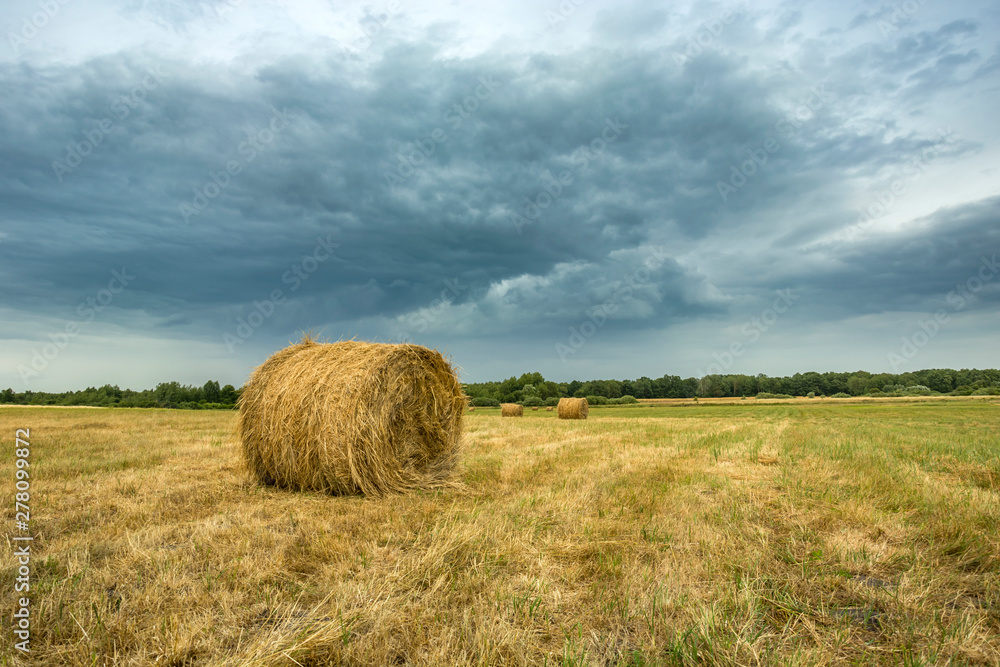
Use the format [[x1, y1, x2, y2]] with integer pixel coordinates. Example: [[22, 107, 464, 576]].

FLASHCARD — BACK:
[[546, 406, 554, 411], [557, 397, 589, 419], [531, 406, 539, 411], [501, 403, 523, 417], [469, 406, 476, 412], [237, 337, 464, 495]]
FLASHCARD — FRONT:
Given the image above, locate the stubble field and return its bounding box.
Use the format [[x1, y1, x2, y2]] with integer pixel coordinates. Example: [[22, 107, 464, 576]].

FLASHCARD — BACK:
[[2, 400, 999, 666]]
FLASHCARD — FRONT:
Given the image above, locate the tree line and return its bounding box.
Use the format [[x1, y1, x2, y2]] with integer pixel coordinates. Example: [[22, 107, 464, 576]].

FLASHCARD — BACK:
[[0, 381, 240, 409], [462, 367, 1000, 405], [2, 368, 998, 410]]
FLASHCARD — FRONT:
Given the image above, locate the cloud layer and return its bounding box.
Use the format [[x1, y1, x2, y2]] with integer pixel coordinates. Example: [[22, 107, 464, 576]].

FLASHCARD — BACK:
[[1, 0, 998, 389]]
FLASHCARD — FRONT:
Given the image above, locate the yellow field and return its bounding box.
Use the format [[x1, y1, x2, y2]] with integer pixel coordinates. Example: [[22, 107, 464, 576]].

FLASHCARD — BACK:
[[2, 401, 999, 665]]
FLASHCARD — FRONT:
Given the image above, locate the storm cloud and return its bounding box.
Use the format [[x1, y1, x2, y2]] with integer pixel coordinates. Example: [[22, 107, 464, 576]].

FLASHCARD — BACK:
[[1, 0, 997, 390]]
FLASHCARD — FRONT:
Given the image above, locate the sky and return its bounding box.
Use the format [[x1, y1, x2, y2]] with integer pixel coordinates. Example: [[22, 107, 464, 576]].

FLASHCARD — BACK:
[[1, 0, 998, 391]]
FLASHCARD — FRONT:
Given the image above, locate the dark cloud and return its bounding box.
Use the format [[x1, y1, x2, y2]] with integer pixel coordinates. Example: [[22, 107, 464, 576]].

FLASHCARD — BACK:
[[1, 0, 998, 387]]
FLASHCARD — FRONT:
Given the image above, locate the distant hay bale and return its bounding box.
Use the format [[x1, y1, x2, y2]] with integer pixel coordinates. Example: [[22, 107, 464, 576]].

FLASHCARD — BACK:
[[546, 406, 554, 411], [501, 403, 523, 417], [531, 406, 539, 411], [469, 406, 476, 412], [237, 337, 464, 496], [557, 397, 589, 419]]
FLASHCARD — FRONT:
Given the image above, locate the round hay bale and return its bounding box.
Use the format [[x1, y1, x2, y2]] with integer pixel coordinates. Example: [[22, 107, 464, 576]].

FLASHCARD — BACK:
[[531, 406, 539, 411], [546, 406, 554, 411], [557, 397, 589, 419], [238, 337, 464, 495], [469, 406, 476, 412], [501, 403, 523, 417]]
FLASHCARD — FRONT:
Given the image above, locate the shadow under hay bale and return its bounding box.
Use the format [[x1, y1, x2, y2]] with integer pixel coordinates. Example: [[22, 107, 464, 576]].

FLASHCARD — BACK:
[[557, 397, 589, 419], [501, 403, 523, 417], [238, 337, 464, 496]]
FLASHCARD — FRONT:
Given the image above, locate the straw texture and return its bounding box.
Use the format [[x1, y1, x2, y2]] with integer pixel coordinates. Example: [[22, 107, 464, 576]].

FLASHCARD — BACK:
[[238, 338, 464, 495]]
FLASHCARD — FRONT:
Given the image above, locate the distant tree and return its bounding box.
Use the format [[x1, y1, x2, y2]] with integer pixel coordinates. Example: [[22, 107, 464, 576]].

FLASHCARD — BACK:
[[202, 380, 221, 403], [698, 375, 725, 397], [606, 379, 623, 398], [654, 374, 687, 398], [755, 374, 780, 394], [470, 397, 500, 407], [632, 377, 653, 398], [867, 373, 895, 392], [728, 374, 755, 397], [155, 381, 200, 406], [499, 376, 520, 397], [799, 372, 824, 396], [517, 372, 545, 388], [921, 369, 953, 393], [219, 384, 238, 404], [534, 381, 558, 399], [99, 384, 123, 401], [846, 375, 867, 396], [0, 388, 13, 403]]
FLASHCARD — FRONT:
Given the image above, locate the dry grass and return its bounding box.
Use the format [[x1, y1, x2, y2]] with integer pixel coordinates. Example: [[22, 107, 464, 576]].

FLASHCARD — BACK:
[[1, 400, 999, 665], [238, 338, 464, 495]]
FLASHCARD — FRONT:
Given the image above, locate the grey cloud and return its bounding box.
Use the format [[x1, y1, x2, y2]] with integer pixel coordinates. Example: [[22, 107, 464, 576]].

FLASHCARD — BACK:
[[1, 0, 998, 386]]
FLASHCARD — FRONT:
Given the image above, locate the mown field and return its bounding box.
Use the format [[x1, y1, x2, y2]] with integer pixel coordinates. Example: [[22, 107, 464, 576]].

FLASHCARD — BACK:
[[2, 401, 999, 666]]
